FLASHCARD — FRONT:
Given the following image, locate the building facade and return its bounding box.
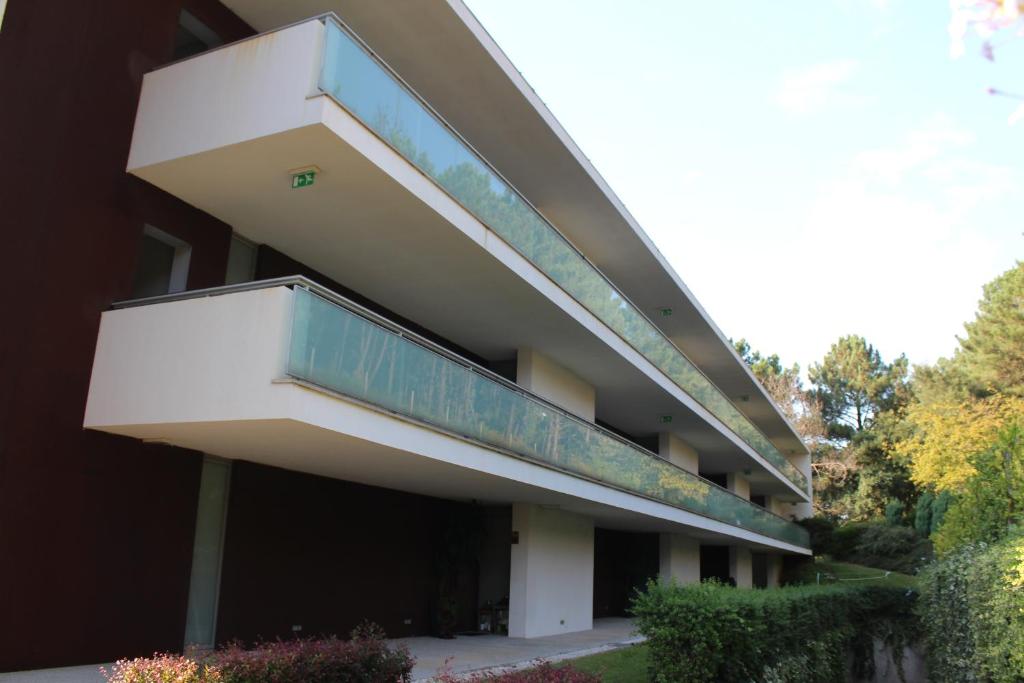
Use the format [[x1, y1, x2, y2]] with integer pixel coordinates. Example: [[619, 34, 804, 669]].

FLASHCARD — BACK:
[[0, 0, 812, 672]]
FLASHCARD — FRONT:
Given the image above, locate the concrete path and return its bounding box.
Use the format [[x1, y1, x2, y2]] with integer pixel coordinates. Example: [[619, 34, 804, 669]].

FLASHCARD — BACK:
[[0, 618, 642, 683], [406, 618, 641, 681]]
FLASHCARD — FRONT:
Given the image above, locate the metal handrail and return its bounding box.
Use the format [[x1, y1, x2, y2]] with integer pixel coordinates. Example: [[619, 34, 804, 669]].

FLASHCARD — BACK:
[[111, 276, 808, 532], [313, 13, 807, 495]]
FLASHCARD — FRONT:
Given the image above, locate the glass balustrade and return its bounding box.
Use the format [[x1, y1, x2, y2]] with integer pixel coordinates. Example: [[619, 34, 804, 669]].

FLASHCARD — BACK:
[[317, 18, 807, 493], [287, 287, 809, 548]]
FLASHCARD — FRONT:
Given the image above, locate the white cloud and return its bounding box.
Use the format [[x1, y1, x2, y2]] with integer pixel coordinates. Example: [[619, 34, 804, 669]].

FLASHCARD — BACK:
[[773, 59, 865, 114], [850, 113, 1015, 216], [853, 114, 974, 184]]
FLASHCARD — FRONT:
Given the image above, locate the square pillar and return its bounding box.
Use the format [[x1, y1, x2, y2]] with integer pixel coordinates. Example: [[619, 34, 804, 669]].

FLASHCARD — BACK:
[[726, 472, 750, 500], [766, 554, 783, 588], [516, 348, 595, 421], [509, 503, 594, 638], [789, 452, 814, 519], [659, 534, 700, 584], [658, 433, 699, 474], [730, 546, 752, 588]]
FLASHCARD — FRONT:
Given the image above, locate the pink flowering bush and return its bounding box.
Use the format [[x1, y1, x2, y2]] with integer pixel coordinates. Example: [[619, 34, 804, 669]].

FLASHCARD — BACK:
[[103, 623, 413, 683], [432, 661, 600, 682], [101, 653, 221, 683]]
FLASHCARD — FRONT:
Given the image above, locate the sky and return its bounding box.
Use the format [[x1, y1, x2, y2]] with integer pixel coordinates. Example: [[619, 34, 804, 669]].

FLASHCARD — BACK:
[[462, 0, 1022, 375]]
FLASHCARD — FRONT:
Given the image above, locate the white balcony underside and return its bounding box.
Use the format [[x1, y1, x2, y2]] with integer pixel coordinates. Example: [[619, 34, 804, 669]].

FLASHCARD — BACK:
[[214, 1, 808, 459], [84, 288, 808, 554], [126, 20, 808, 501]]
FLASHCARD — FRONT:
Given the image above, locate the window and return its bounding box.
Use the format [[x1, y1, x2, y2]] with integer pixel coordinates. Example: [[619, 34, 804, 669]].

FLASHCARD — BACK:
[[173, 9, 223, 60], [225, 234, 257, 285], [130, 225, 191, 298]]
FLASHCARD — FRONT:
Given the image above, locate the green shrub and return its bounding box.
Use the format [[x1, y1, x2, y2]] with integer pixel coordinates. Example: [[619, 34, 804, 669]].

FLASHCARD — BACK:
[[914, 491, 951, 538], [795, 516, 836, 556], [932, 426, 1024, 556], [823, 521, 932, 573], [829, 522, 869, 558], [631, 580, 916, 683], [930, 491, 952, 535], [884, 499, 905, 526], [919, 534, 1024, 682], [913, 492, 934, 536], [848, 523, 932, 573]]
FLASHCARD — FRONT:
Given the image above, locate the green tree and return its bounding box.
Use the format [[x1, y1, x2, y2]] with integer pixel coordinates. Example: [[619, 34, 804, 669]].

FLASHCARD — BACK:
[[809, 335, 910, 440], [734, 339, 789, 384], [844, 410, 918, 520], [933, 424, 1024, 555], [955, 261, 1024, 398], [914, 491, 934, 536], [734, 339, 826, 447], [803, 337, 915, 519], [910, 263, 1024, 406]]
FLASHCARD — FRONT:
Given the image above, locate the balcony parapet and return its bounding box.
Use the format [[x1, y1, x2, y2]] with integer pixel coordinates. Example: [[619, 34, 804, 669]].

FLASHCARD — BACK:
[[115, 277, 810, 548]]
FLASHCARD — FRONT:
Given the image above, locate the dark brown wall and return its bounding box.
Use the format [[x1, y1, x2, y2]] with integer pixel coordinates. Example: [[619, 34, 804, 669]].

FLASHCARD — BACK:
[[216, 461, 480, 643], [0, 0, 252, 670]]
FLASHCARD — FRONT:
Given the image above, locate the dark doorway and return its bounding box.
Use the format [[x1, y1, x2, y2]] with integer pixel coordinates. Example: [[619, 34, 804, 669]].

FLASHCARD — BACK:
[[700, 545, 730, 583], [702, 472, 728, 489], [593, 529, 659, 617], [752, 553, 769, 588]]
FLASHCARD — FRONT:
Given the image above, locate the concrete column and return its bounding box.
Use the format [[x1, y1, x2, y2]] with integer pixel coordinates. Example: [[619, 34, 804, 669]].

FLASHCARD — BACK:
[[509, 503, 594, 638], [658, 433, 699, 474], [517, 348, 596, 421], [730, 546, 752, 588], [727, 472, 750, 500], [790, 452, 814, 519], [766, 555, 784, 588], [765, 495, 797, 520], [659, 534, 700, 584]]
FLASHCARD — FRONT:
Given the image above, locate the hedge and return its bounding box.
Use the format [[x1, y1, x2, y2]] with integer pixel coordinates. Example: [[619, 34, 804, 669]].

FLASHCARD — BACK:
[[918, 533, 1024, 682], [102, 623, 414, 683], [631, 580, 916, 683]]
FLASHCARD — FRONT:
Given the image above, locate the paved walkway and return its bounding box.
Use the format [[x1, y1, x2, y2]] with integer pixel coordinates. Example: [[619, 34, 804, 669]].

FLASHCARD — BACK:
[[406, 618, 640, 680], [0, 618, 641, 682]]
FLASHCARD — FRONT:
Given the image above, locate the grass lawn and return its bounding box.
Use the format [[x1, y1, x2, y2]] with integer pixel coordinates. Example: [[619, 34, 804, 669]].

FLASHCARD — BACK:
[[791, 558, 920, 589], [560, 644, 648, 683]]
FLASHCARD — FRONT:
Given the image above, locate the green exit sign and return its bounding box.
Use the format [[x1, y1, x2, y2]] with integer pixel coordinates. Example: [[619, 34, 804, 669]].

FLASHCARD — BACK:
[[291, 171, 316, 189], [289, 166, 319, 189]]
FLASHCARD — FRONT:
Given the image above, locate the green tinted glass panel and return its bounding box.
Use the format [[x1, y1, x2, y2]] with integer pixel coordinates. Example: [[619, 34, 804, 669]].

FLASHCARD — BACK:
[[288, 288, 809, 548], [318, 20, 806, 493]]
